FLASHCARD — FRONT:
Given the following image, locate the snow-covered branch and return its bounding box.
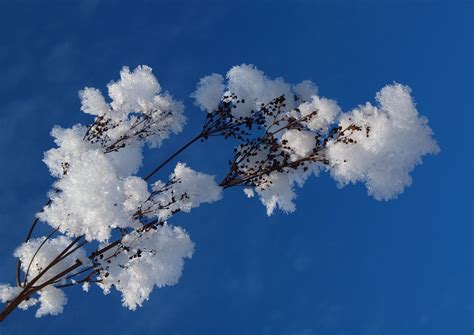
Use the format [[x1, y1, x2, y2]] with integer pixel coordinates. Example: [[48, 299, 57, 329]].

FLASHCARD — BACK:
[[0, 64, 438, 321]]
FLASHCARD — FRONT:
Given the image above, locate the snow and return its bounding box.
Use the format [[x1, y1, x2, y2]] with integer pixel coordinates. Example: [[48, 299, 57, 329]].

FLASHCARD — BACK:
[[145, 163, 223, 220], [255, 172, 297, 215], [253, 82, 439, 213], [122, 176, 150, 214], [192, 73, 225, 112], [193, 66, 438, 213], [40, 149, 136, 241], [327, 84, 440, 200], [7, 235, 89, 317], [297, 96, 341, 133], [14, 236, 89, 284], [243, 188, 255, 198], [35, 286, 67, 318], [97, 224, 194, 310], [165, 163, 223, 214], [293, 80, 318, 102], [281, 129, 317, 160], [107, 65, 161, 116], [79, 87, 109, 116], [0, 284, 38, 310], [0, 284, 22, 304], [39, 65, 187, 241]]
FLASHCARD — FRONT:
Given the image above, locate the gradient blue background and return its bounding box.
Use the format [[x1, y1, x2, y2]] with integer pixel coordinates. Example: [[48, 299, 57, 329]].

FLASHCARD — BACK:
[[0, 1, 472, 334]]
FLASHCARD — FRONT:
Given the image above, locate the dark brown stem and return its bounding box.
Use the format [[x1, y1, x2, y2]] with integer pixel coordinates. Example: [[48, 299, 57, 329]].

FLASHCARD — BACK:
[[16, 198, 52, 287], [143, 133, 204, 181], [0, 259, 83, 322], [0, 290, 29, 322], [23, 226, 60, 286], [23, 236, 84, 290], [31, 260, 83, 291], [3, 123, 208, 321]]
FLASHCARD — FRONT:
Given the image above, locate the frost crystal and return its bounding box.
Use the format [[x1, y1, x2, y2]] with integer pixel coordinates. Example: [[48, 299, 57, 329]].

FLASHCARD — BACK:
[[79, 87, 109, 116], [193, 64, 299, 118], [9, 236, 89, 317], [97, 224, 194, 310], [14, 236, 88, 284], [255, 172, 297, 215], [82, 282, 90, 292], [194, 66, 438, 214], [35, 286, 67, 318], [192, 73, 225, 112], [281, 129, 316, 160], [40, 150, 137, 241], [0, 285, 37, 310], [297, 96, 341, 133], [39, 65, 186, 241], [293, 80, 318, 102], [140, 163, 223, 220], [164, 163, 223, 214], [226, 64, 293, 118], [0, 284, 22, 304], [327, 84, 440, 200], [108, 65, 161, 115]]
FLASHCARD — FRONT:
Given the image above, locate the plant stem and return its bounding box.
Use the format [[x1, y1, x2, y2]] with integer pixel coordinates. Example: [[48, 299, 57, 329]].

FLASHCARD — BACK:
[[2, 132, 206, 322], [143, 133, 204, 181]]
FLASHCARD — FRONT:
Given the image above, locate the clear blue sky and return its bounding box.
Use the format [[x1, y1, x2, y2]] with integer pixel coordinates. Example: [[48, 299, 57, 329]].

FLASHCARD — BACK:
[[0, 1, 472, 334]]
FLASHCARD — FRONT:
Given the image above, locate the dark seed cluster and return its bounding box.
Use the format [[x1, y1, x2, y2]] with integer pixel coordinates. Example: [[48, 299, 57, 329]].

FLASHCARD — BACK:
[[204, 93, 366, 189], [200, 93, 267, 141], [83, 109, 175, 155], [132, 177, 188, 221]]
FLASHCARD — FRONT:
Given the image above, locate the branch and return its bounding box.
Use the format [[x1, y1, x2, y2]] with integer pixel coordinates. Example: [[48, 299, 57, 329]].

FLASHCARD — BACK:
[[22, 226, 60, 287], [16, 198, 52, 287], [143, 133, 204, 181]]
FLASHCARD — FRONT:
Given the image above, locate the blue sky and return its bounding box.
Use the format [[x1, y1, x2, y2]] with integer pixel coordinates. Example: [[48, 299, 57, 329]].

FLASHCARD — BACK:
[[0, 1, 472, 334]]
